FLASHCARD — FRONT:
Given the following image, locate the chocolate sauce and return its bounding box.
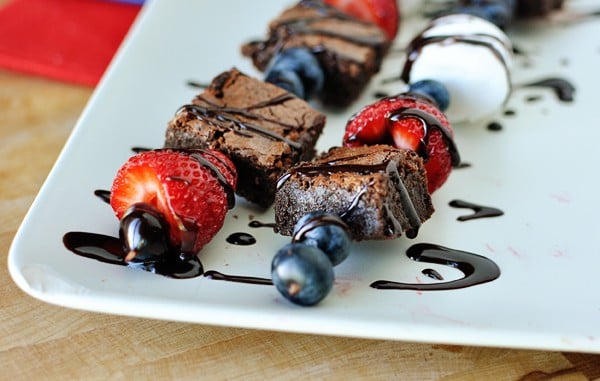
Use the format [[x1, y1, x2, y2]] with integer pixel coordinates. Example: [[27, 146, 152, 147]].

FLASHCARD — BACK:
[[523, 78, 575, 102], [226, 232, 257, 246], [401, 31, 511, 89], [188, 150, 236, 209], [456, 162, 472, 169], [63, 232, 204, 279], [203, 270, 272, 285], [503, 109, 516, 116], [186, 80, 210, 89], [525, 95, 542, 103], [370, 243, 500, 290], [178, 93, 303, 150], [388, 106, 461, 167], [487, 121, 503, 131], [449, 199, 504, 221], [292, 214, 348, 242], [131, 146, 152, 153], [422, 268, 444, 281], [248, 220, 277, 229], [94, 189, 111, 204]]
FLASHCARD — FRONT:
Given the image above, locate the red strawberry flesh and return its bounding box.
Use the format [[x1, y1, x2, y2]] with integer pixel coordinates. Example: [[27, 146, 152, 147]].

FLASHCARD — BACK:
[[110, 149, 237, 254], [324, 0, 400, 40], [343, 94, 459, 193]]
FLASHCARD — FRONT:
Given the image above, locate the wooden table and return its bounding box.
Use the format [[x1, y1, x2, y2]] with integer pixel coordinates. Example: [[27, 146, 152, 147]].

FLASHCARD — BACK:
[[1, 67, 600, 381]]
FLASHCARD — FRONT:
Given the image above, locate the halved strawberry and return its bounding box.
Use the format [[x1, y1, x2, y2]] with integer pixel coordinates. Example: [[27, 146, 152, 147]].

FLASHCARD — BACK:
[[324, 0, 400, 40], [343, 94, 459, 193], [110, 149, 237, 254]]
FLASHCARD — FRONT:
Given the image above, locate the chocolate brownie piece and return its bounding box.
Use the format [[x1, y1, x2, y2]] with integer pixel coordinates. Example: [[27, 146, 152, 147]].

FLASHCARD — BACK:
[[164, 68, 326, 207], [241, 0, 390, 107], [274, 145, 434, 241]]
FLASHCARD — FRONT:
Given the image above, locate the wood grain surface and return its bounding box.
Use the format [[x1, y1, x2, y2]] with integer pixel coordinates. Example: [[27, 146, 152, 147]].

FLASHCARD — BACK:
[[1, 67, 600, 381]]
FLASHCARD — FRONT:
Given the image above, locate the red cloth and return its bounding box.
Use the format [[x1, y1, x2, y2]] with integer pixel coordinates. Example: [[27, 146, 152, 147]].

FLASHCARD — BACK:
[[0, 0, 141, 86]]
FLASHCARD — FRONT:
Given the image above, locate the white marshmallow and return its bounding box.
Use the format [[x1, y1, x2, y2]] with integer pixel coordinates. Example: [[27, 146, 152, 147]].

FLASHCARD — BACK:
[[403, 14, 513, 123]]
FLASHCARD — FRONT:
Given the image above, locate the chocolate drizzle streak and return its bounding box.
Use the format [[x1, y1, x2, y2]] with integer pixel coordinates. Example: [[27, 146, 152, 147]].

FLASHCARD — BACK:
[[371, 243, 500, 290], [449, 199, 504, 221], [523, 78, 575, 102], [204, 270, 272, 285], [178, 93, 303, 150], [401, 16, 512, 89]]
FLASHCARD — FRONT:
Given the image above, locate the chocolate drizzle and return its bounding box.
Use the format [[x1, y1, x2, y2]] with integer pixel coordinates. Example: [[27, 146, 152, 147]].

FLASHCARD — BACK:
[[449, 199, 504, 221], [389, 106, 461, 167], [371, 243, 501, 291], [292, 214, 349, 242], [523, 78, 575, 102], [203, 270, 272, 285], [63, 232, 204, 279], [178, 93, 303, 150]]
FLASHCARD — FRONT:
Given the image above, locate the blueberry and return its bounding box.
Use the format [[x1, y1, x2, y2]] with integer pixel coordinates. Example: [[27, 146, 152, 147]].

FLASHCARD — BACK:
[[455, 1, 515, 29], [409, 79, 450, 111], [119, 203, 171, 264], [271, 243, 334, 306], [292, 211, 351, 266], [265, 47, 324, 100]]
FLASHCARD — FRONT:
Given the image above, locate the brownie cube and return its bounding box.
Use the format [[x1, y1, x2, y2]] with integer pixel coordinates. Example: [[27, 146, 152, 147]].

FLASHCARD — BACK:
[[241, 0, 390, 107], [275, 145, 434, 241], [164, 68, 326, 207]]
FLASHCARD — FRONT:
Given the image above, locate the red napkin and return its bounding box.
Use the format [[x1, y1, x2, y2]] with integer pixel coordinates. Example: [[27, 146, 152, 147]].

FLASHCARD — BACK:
[[0, 0, 141, 86]]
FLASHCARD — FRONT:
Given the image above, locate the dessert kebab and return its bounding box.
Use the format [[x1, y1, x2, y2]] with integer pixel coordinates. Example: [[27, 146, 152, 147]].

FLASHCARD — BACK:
[[65, 0, 529, 306]]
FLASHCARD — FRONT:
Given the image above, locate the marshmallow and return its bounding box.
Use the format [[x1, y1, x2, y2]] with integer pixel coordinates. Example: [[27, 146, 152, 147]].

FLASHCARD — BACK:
[[402, 14, 513, 123]]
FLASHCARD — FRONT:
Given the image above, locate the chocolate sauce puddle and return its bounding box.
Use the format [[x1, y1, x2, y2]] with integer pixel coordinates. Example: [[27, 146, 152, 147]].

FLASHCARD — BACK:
[[422, 268, 444, 281], [226, 232, 257, 246], [522, 77, 575, 102], [449, 199, 504, 221], [370, 243, 500, 290], [63, 232, 204, 279]]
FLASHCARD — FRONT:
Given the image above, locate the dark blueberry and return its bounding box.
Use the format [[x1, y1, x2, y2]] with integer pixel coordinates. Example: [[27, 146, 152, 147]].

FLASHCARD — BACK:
[[271, 243, 334, 306], [292, 211, 351, 266], [455, 0, 515, 29], [265, 47, 324, 100], [409, 79, 450, 111], [119, 203, 171, 264]]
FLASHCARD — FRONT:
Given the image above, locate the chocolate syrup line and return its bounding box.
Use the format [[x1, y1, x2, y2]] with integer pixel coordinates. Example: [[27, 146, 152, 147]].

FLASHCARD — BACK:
[[520, 78, 575, 102], [401, 33, 512, 86], [292, 214, 349, 242], [422, 268, 444, 281], [449, 200, 504, 221], [189, 151, 236, 209], [178, 94, 303, 150], [389, 107, 461, 167], [370, 243, 500, 291], [203, 270, 272, 285], [339, 183, 370, 220], [248, 220, 277, 229]]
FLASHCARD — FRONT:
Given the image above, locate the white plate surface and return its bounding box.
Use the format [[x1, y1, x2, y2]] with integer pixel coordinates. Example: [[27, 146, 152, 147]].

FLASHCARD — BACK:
[[9, 0, 600, 353]]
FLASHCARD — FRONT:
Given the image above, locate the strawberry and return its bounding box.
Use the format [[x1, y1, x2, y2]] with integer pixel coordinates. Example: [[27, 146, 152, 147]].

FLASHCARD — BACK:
[[324, 0, 400, 40], [343, 94, 460, 193], [110, 149, 237, 254]]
